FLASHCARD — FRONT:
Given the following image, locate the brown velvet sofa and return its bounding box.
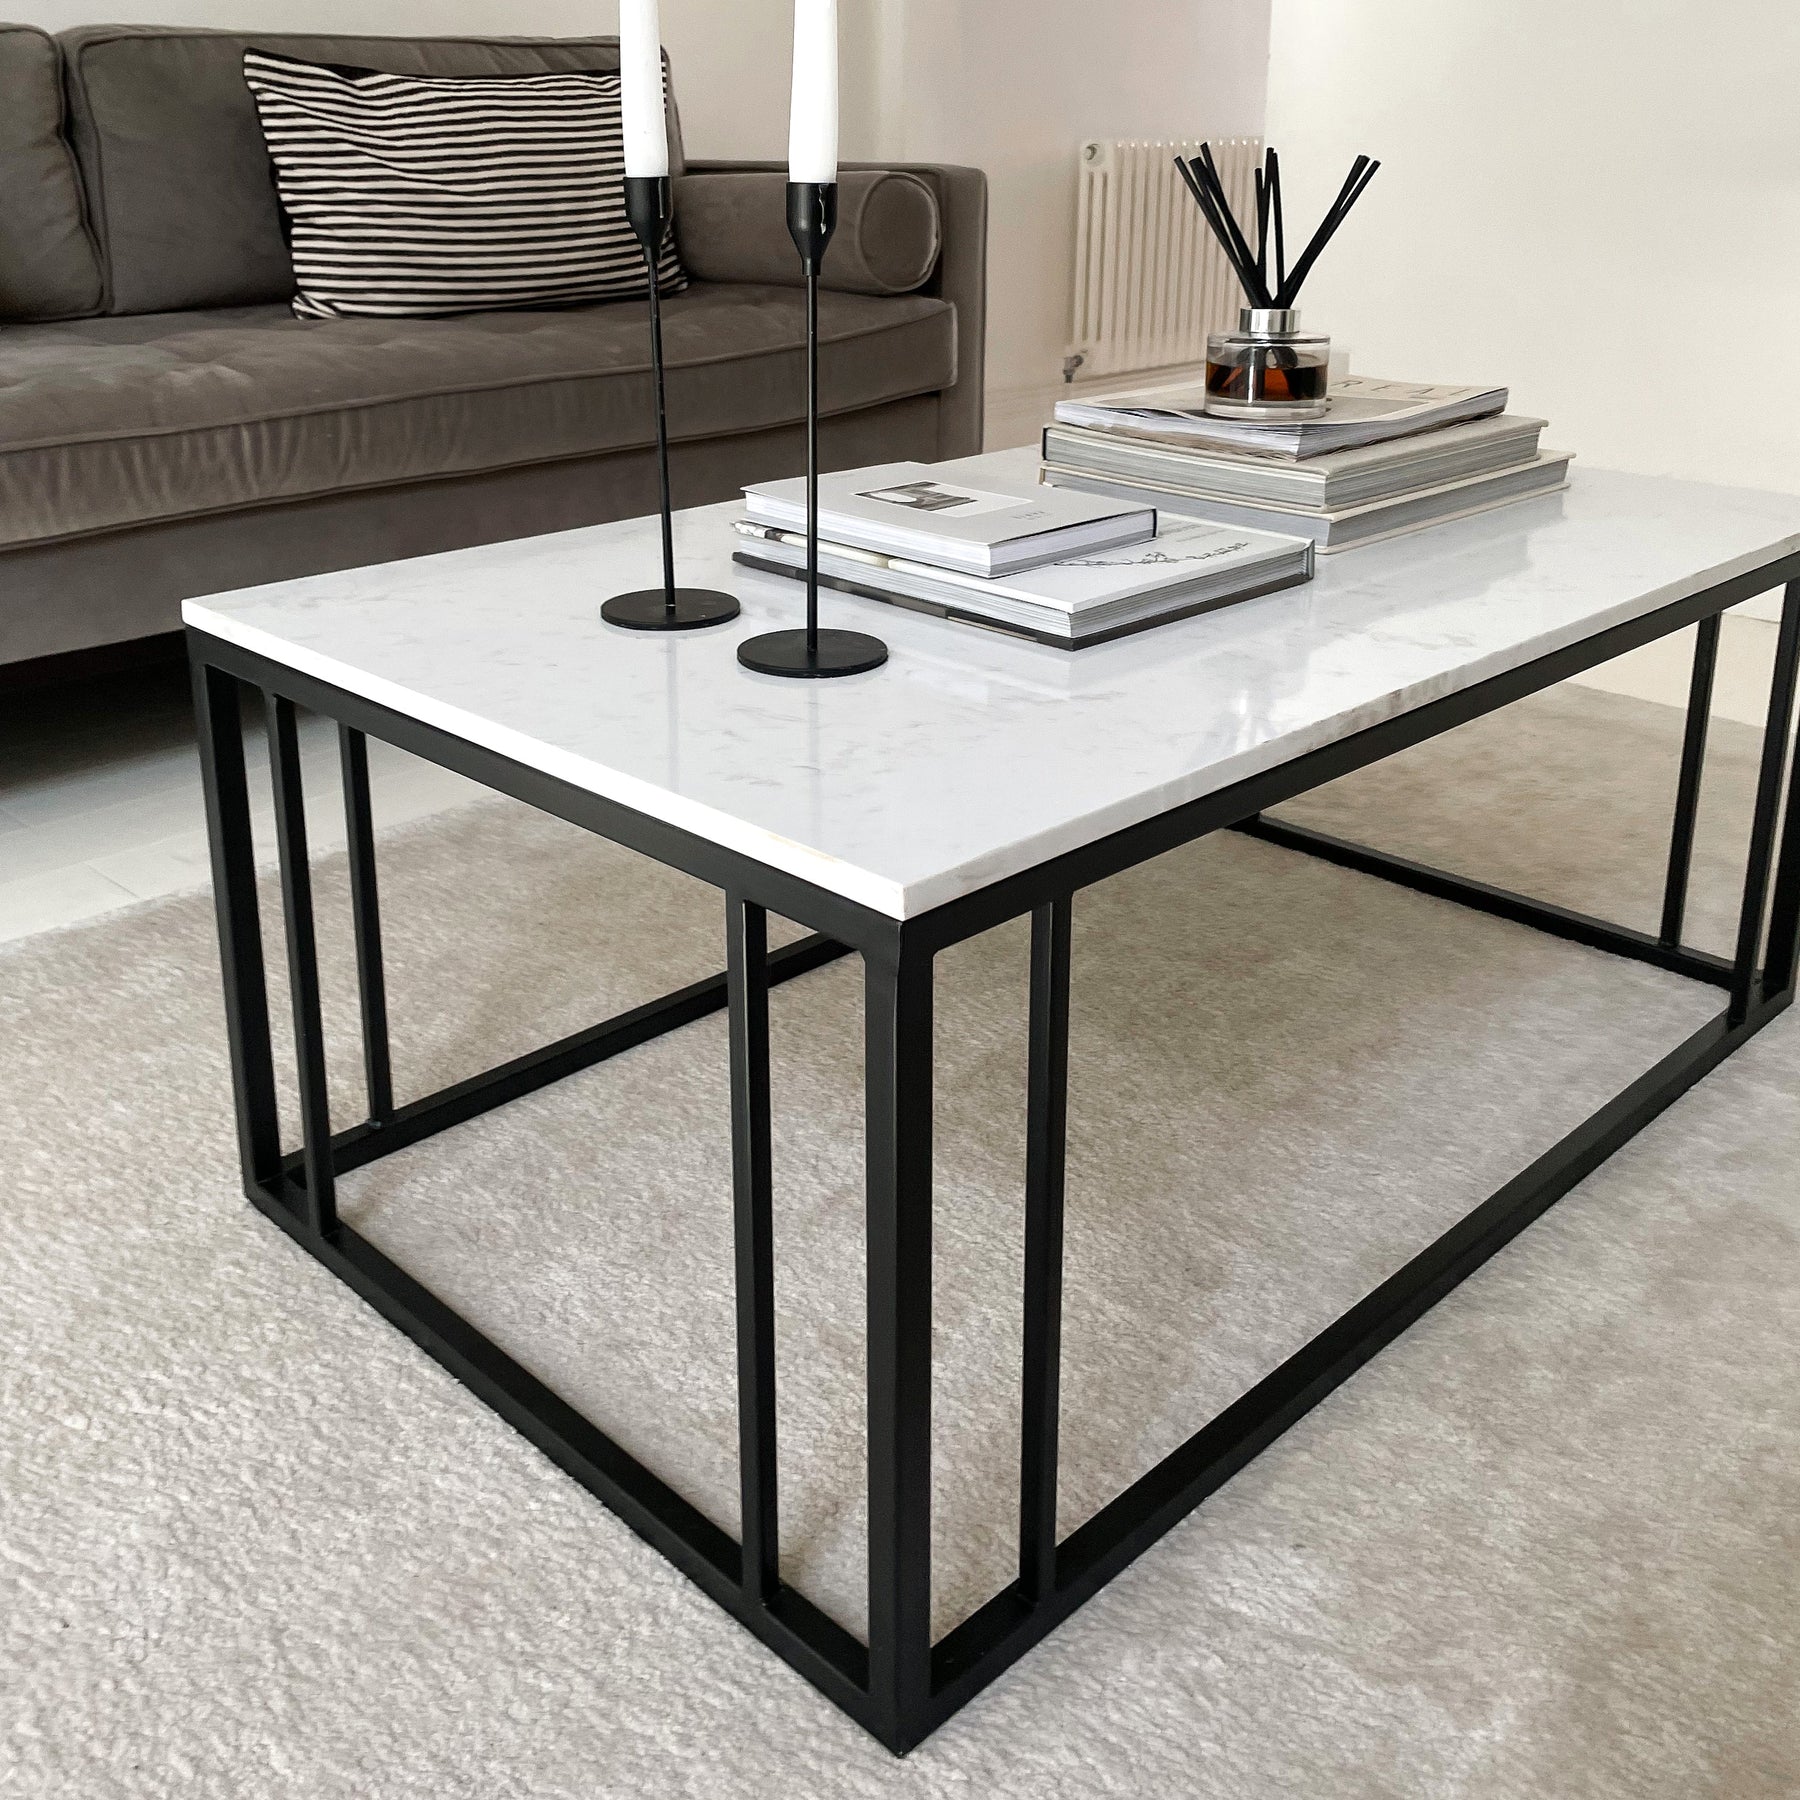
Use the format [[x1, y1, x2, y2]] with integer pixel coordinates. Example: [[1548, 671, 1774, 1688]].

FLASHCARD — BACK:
[[0, 23, 987, 668]]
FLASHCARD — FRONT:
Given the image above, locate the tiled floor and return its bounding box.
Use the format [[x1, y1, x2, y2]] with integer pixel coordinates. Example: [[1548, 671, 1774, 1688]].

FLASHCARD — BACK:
[[0, 611, 1781, 948], [0, 657, 482, 947]]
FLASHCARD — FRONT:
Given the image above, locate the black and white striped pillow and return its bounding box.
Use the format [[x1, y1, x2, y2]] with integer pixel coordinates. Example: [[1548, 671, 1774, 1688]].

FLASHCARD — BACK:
[[243, 49, 685, 320]]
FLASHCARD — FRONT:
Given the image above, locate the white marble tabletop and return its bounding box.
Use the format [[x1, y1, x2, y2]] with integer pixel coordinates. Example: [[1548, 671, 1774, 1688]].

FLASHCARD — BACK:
[[184, 449, 1800, 919]]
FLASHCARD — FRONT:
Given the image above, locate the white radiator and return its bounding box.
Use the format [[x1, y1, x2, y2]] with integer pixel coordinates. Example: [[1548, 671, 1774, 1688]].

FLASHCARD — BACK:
[[1067, 136, 1263, 384]]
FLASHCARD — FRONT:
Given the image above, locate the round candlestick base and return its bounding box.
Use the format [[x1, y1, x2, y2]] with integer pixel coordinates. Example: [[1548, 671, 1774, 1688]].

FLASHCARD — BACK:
[[602, 587, 740, 631], [737, 627, 888, 678]]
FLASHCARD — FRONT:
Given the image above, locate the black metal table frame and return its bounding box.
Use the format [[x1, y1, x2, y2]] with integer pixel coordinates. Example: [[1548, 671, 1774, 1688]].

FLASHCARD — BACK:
[[189, 558, 1800, 1755]]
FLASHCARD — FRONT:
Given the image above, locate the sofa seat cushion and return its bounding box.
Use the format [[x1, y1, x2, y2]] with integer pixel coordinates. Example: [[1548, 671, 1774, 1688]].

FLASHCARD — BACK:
[[0, 281, 955, 550]]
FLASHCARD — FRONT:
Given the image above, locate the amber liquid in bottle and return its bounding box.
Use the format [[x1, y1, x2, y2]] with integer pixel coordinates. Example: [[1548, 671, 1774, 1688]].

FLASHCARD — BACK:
[[1205, 355, 1329, 404]]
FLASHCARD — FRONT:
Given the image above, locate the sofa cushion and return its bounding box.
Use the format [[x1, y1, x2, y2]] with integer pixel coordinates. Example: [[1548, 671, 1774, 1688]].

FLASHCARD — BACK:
[[0, 282, 956, 550], [59, 26, 683, 318], [244, 50, 686, 321], [676, 169, 940, 296], [0, 25, 104, 321]]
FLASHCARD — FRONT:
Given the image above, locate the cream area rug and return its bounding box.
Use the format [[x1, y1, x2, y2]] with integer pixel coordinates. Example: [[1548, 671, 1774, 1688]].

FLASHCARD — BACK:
[[3, 683, 1797, 1799]]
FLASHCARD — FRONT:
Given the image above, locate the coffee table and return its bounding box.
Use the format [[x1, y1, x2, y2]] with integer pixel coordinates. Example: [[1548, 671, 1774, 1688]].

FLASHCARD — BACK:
[[185, 450, 1800, 1753]]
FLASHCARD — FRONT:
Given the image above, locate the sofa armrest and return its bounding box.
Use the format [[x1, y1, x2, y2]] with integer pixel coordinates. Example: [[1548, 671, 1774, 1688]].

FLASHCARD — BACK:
[[675, 168, 939, 296], [679, 159, 987, 459]]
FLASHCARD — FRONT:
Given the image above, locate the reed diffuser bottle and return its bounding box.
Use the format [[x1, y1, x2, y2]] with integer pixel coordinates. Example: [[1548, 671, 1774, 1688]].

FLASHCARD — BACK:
[[1174, 143, 1379, 422], [1204, 308, 1330, 420]]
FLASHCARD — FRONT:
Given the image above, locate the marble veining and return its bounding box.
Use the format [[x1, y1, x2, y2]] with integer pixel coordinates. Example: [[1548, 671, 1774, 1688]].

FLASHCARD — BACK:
[[184, 451, 1800, 918]]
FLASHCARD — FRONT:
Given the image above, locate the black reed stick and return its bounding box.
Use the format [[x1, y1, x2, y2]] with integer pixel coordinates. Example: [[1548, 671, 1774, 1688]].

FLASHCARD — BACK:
[[1197, 143, 1267, 301], [1254, 158, 1269, 291], [1268, 148, 1285, 292], [1175, 156, 1265, 306], [1179, 152, 1269, 307], [1174, 141, 1379, 314], [1186, 149, 1252, 287], [1273, 155, 1380, 308]]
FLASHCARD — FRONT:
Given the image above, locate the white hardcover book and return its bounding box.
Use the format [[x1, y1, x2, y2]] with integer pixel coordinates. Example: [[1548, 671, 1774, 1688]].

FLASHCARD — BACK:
[[733, 515, 1312, 646], [742, 459, 1156, 576], [1041, 452, 1574, 552], [1054, 373, 1509, 460], [1041, 414, 1548, 511]]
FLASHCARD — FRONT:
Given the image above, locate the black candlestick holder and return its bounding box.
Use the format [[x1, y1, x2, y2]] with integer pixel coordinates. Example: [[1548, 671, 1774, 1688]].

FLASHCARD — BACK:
[[737, 181, 887, 679], [603, 175, 740, 632]]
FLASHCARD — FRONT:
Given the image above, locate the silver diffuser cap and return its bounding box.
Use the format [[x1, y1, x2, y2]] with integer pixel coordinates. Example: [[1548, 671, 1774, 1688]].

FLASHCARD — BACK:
[[1239, 307, 1301, 336]]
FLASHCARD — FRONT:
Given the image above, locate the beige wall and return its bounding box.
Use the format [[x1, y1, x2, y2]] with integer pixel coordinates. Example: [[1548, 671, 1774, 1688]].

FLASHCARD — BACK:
[[866, 0, 1270, 403], [1264, 0, 1800, 620]]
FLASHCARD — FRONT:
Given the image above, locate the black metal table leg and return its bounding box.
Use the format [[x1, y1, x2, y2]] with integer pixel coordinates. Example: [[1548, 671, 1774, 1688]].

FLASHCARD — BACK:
[[265, 693, 337, 1235], [1660, 612, 1721, 948], [727, 893, 780, 1607], [1235, 814, 1736, 989], [339, 724, 394, 1125], [863, 931, 935, 1750], [1730, 581, 1800, 1021], [1761, 700, 1800, 1007], [1019, 895, 1072, 1605], [193, 661, 281, 1197]]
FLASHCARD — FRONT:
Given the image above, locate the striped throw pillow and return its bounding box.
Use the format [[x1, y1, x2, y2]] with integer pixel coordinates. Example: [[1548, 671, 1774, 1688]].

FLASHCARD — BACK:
[[243, 49, 685, 320]]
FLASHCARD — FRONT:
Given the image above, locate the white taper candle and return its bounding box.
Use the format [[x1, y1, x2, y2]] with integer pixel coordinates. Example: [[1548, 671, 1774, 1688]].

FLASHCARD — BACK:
[[619, 0, 668, 179], [787, 0, 838, 185]]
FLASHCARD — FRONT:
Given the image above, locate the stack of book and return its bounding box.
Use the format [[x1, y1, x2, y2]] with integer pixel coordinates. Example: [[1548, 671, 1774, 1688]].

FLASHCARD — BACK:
[[1042, 374, 1572, 552], [732, 460, 1313, 648]]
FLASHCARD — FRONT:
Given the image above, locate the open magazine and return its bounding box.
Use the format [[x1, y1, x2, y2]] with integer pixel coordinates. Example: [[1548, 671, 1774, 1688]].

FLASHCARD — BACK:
[[1054, 374, 1509, 460]]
